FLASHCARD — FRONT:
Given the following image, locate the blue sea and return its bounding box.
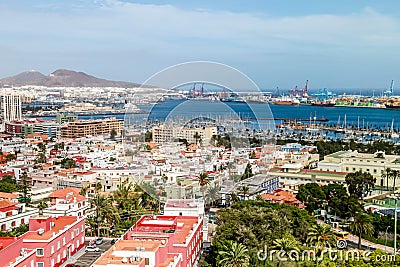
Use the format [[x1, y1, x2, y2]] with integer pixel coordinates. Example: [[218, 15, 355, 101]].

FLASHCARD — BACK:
[[41, 99, 400, 131]]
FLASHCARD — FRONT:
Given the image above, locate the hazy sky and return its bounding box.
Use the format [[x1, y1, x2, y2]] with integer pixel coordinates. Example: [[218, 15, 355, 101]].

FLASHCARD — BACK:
[[1, 0, 400, 90]]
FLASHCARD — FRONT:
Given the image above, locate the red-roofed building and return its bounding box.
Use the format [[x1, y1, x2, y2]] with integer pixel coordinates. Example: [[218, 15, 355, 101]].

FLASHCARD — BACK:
[[0, 199, 37, 231], [0, 215, 85, 267], [261, 189, 305, 209], [45, 188, 89, 217], [94, 215, 203, 267]]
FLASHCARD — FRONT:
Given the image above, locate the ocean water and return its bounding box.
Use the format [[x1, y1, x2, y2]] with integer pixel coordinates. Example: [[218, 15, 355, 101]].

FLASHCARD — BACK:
[[41, 99, 400, 131]]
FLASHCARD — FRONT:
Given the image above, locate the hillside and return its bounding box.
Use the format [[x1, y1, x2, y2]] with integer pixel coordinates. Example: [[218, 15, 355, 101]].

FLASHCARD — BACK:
[[0, 69, 144, 88]]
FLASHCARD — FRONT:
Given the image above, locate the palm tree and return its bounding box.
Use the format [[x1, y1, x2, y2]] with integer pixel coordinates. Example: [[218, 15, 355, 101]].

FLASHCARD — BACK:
[[206, 185, 221, 207], [193, 132, 201, 146], [272, 234, 300, 266], [89, 194, 111, 237], [237, 185, 250, 201], [306, 224, 336, 253], [198, 172, 210, 202], [79, 186, 87, 197], [391, 169, 400, 191], [381, 168, 392, 191], [218, 240, 250, 267], [349, 212, 374, 250], [38, 201, 48, 216]]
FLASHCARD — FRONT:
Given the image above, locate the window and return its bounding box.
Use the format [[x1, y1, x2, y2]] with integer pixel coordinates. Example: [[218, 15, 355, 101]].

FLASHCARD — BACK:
[[71, 232, 74, 239], [57, 241, 60, 250], [36, 248, 44, 256], [57, 254, 61, 263], [63, 237, 66, 245], [145, 258, 150, 265], [51, 246, 54, 254], [37, 263, 44, 267]]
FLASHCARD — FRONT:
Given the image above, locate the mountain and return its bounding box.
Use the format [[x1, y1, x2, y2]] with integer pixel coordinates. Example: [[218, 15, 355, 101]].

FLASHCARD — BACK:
[[0, 69, 144, 88], [0, 70, 47, 86]]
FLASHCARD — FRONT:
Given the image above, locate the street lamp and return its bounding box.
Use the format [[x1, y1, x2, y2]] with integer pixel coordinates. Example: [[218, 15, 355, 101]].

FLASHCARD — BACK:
[[394, 195, 399, 256], [385, 226, 391, 252]]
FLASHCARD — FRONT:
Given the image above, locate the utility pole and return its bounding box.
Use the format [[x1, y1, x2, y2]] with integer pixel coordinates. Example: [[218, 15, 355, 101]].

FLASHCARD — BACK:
[[395, 198, 398, 256]]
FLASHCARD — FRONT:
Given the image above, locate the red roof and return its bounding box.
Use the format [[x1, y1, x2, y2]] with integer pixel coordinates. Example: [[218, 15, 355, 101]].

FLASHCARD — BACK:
[[49, 187, 85, 202], [0, 199, 17, 211]]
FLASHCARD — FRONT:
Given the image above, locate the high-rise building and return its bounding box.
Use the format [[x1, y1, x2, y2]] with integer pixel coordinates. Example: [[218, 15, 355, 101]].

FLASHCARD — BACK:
[[1, 93, 22, 122]]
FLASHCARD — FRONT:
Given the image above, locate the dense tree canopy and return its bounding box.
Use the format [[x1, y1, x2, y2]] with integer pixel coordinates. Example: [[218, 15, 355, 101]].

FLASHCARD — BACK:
[[345, 171, 376, 199]]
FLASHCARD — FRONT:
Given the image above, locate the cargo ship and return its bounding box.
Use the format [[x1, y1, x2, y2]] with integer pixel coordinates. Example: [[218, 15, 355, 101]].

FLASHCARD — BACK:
[[311, 100, 336, 107], [274, 96, 300, 106]]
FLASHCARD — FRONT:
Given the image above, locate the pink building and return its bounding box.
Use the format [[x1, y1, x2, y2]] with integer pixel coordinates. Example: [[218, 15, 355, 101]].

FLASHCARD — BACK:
[[93, 215, 203, 267], [0, 215, 85, 267]]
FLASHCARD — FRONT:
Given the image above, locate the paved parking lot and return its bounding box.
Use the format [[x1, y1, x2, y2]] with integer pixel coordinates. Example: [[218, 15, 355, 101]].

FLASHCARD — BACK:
[[72, 239, 114, 267]]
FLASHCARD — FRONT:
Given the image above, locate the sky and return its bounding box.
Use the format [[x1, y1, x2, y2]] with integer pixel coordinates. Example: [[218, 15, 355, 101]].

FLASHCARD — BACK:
[[1, 0, 400, 90]]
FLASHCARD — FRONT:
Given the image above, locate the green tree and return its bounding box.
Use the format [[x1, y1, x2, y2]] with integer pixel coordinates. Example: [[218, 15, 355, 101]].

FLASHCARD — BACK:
[[306, 224, 336, 254], [345, 170, 376, 199], [272, 233, 301, 267], [381, 168, 392, 191], [110, 128, 118, 139], [206, 185, 221, 207], [349, 212, 374, 250], [198, 172, 210, 202], [391, 169, 400, 191], [217, 240, 250, 267], [60, 158, 76, 169], [18, 172, 31, 203], [237, 185, 250, 201], [38, 201, 48, 216], [193, 132, 201, 146], [241, 163, 253, 181], [79, 186, 87, 197], [297, 183, 326, 214], [89, 194, 118, 237]]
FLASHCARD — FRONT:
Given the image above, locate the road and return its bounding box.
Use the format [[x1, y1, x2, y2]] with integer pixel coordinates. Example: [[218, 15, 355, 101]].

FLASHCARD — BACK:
[[64, 239, 114, 267]]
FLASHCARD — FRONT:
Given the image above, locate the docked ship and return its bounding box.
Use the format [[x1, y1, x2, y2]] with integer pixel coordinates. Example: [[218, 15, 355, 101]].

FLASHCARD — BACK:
[[311, 100, 336, 107], [385, 98, 400, 109], [274, 96, 300, 106]]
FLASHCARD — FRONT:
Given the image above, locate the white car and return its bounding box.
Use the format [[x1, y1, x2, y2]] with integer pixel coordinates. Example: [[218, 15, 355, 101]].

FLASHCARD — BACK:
[[85, 246, 100, 252]]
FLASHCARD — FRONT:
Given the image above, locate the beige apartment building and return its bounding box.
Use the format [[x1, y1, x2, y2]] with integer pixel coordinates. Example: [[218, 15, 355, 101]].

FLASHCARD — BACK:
[[318, 150, 400, 186], [61, 117, 123, 138], [152, 125, 217, 145]]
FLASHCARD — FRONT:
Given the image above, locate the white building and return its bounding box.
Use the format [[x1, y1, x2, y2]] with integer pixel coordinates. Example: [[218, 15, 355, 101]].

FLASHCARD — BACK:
[[0, 200, 37, 231], [318, 150, 400, 186], [1, 93, 22, 122]]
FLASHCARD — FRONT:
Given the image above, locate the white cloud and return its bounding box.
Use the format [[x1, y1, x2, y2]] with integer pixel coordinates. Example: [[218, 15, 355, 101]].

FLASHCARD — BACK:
[[0, 0, 399, 87]]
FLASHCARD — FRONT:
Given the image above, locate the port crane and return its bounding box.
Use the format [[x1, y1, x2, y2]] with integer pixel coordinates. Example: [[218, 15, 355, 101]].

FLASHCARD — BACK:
[[288, 80, 309, 97], [384, 80, 394, 98], [312, 88, 336, 102]]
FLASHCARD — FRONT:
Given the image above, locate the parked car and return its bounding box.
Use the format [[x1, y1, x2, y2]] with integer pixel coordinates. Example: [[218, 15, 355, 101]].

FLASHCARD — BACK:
[[111, 238, 118, 245], [95, 237, 103, 245], [85, 246, 100, 252], [65, 264, 81, 267]]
